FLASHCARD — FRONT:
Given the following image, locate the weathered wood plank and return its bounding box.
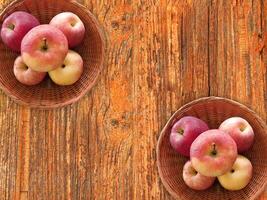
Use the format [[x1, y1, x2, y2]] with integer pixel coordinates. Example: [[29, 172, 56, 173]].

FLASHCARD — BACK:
[[131, 0, 209, 199], [0, 90, 20, 200]]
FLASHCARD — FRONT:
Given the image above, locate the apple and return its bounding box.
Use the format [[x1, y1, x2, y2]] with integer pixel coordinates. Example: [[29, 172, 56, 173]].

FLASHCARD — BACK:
[[50, 12, 85, 48], [219, 117, 254, 152], [13, 56, 46, 86], [183, 161, 215, 190], [169, 116, 209, 157], [21, 24, 68, 72], [190, 129, 237, 177], [218, 155, 253, 190], [1, 11, 40, 52], [48, 50, 83, 85]]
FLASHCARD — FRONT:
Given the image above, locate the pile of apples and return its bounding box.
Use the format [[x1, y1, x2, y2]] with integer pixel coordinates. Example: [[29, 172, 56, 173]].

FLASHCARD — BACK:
[[0, 11, 85, 86], [170, 116, 255, 191]]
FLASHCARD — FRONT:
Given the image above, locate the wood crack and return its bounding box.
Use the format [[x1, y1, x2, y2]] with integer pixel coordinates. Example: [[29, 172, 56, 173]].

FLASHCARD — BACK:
[[208, 4, 211, 96]]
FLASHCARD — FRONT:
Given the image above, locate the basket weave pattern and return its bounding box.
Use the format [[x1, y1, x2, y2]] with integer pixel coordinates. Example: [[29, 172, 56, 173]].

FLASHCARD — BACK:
[[0, 0, 105, 108], [157, 97, 267, 200]]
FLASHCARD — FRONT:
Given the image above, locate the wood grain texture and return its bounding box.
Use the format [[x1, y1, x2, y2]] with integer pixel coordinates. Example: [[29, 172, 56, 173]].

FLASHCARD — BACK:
[[0, 0, 266, 199]]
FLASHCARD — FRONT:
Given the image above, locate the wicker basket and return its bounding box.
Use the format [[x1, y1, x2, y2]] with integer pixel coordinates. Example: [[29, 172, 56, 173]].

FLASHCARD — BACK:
[[157, 96, 267, 200], [0, 0, 105, 108]]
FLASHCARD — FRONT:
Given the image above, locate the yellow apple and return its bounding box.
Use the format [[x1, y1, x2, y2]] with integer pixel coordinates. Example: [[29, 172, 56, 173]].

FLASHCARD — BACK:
[[218, 155, 252, 191], [49, 50, 83, 86]]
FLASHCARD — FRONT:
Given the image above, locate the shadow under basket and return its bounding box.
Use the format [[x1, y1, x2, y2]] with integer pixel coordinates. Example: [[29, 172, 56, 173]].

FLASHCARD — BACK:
[[0, 0, 105, 108], [157, 96, 267, 200]]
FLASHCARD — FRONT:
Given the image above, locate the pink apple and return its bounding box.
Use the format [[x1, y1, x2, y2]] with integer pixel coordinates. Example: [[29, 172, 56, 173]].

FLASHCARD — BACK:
[[13, 56, 46, 86], [169, 116, 209, 157], [183, 161, 215, 190], [218, 155, 253, 190], [21, 24, 68, 72], [219, 117, 254, 152], [48, 50, 83, 85], [50, 12, 85, 48], [1, 11, 40, 52], [190, 129, 237, 177]]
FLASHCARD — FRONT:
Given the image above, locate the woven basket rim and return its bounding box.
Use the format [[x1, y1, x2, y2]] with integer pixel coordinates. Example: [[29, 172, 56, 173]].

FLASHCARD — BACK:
[[0, 0, 106, 109], [157, 96, 267, 200]]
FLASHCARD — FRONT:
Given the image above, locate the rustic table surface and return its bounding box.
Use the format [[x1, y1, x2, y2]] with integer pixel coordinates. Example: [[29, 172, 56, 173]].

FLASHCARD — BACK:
[[0, 0, 266, 199]]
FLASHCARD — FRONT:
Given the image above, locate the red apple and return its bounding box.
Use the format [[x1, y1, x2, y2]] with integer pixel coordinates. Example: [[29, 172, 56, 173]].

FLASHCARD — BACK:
[[48, 50, 83, 86], [190, 129, 238, 177], [21, 24, 68, 72], [218, 155, 253, 190], [169, 116, 209, 157], [219, 117, 254, 152], [183, 161, 215, 190], [50, 12, 85, 48], [13, 56, 46, 86], [1, 11, 40, 52]]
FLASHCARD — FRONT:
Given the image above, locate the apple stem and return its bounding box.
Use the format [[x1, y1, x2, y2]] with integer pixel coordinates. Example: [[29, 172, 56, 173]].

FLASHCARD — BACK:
[[211, 143, 217, 156], [8, 23, 15, 30], [42, 38, 48, 51], [177, 128, 184, 135], [240, 125, 246, 132]]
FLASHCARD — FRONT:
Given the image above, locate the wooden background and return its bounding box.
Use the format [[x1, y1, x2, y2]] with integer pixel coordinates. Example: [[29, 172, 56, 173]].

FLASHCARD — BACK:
[[0, 0, 266, 199]]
